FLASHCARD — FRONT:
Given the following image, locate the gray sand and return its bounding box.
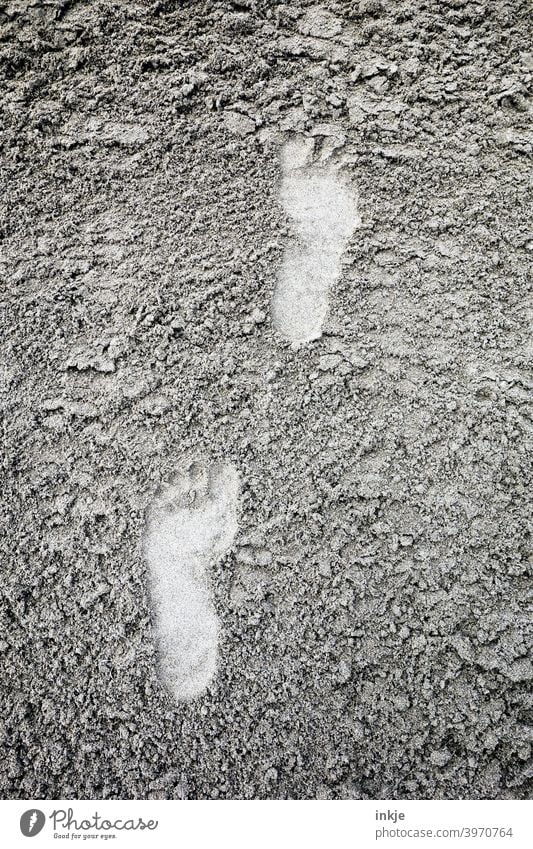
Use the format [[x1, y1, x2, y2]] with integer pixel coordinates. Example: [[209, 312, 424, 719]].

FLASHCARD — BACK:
[[1, 0, 532, 800]]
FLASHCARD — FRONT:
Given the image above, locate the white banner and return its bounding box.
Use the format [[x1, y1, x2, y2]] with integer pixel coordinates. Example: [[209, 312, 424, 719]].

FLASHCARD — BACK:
[[1, 799, 530, 849]]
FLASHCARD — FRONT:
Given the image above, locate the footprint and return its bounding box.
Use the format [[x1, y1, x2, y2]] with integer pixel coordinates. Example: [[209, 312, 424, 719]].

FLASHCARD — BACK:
[[143, 461, 239, 701], [272, 134, 360, 344]]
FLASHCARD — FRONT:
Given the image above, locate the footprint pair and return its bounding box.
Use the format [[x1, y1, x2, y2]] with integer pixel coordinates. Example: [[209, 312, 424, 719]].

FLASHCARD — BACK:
[[144, 133, 359, 701]]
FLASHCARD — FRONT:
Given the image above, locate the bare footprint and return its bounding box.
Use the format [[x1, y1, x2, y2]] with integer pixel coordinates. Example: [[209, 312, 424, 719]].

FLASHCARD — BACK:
[[143, 461, 239, 701], [272, 134, 360, 344]]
